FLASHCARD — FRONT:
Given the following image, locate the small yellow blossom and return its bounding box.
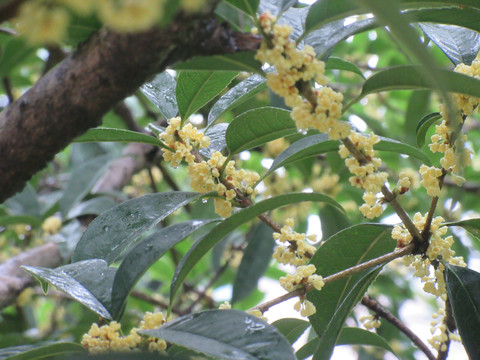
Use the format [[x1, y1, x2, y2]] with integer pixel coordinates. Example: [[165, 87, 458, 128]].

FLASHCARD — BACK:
[[42, 216, 62, 235], [98, 0, 165, 33], [360, 314, 381, 330], [218, 301, 231, 310], [16, 1, 70, 45]]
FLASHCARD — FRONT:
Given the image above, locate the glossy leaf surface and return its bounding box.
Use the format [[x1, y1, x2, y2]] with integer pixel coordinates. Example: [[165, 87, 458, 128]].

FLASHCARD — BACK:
[[73, 192, 203, 264], [74, 128, 169, 150], [141, 71, 178, 119], [140, 309, 296, 360]]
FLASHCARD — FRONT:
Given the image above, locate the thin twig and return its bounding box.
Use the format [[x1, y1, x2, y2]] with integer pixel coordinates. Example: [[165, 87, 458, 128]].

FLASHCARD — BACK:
[[113, 102, 144, 133], [2, 77, 14, 104], [361, 296, 436, 360], [130, 290, 182, 316], [252, 244, 414, 313], [147, 166, 159, 193]]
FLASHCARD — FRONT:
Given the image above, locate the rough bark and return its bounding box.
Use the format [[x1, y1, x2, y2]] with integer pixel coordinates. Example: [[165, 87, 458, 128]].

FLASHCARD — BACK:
[[0, 12, 260, 203], [0, 242, 62, 309]]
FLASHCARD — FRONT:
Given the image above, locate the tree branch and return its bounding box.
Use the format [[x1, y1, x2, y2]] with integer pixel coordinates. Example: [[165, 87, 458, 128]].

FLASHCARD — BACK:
[[361, 296, 436, 360], [0, 12, 261, 203], [0, 242, 62, 309]]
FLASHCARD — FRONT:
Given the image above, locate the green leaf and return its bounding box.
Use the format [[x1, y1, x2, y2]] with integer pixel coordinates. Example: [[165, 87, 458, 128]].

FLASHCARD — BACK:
[[174, 52, 263, 74], [306, 17, 376, 58], [0, 215, 41, 228], [261, 134, 339, 181], [226, 107, 295, 155], [319, 205, 351, 241], [201, 123, 229, 158], [304, 0, 480, 35], [272, 318, 310, 345], [231, 222, 275, 304], [416, 112, 442, 147], [308, 224, 395, 340], [445, 264, 480, 359], [23, 260, 116, 319], [110, 219, 218, 320], [419, 23, 480, 66], [0, 36, 34, 77], [326, 57, 365, 79], [346, 65, 480, 110], [140, 309, 296, 360], [60, 154, 112, 218], [405, 90, 431, 146], [74, 127, 170, 150], [141, 71, 178, 119], [0, 342, 86, 360], [296, 327, 398, 359], [66, 196, 117, 220], [312, 267, 383, 360], [376, 136, 431, 165], [208, 74, 266, 127], [224, 0, 260, 17], [170, 192, 344, 309], [5, 183, 40, 217], [72, 192, 204, 264], [259, 0, 297, 16], [177, 71, 237, 121], [446, 218, 480, 241]]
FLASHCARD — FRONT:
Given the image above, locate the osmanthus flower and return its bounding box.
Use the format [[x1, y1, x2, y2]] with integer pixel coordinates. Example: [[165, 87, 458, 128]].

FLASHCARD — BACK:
[[339, 131, 388, 219], [272, 218, 317, 266], [16, 1, 70, 45], [255, 12, 350, 140], [279, 264, 324, 317], [41, 216, 62, 235], [394, 212, 466, 350], [360, 314, 381, 330], [81, 312, 168, 354]]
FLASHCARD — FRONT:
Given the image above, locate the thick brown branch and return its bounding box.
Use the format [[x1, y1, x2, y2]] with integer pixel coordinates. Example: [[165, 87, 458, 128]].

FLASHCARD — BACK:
[[0, 13, 261, 203]]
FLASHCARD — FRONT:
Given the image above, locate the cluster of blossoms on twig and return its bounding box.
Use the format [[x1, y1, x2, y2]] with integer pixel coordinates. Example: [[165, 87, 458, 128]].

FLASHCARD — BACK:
[[14, 0, 206, 45], [160, 117, 260, 218], [393, 212, 465, 351], [360, 314, 381, 330], [272, 219, 324, 316], [81, 312, 168, 354]]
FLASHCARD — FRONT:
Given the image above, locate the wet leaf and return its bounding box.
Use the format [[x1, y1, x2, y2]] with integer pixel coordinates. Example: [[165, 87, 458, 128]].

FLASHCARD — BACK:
[[66, 196, 117, 220], [446, 218, 480, 241], [72, 192, 204, 264], [140, 309, 296, 360], [110, 219, 218, 319], [174, 52, 263, 74], [141, 71, 178, 119], [208, 74, 266, 127], [224, 0, 260, 17], [200, 123, 229, 158], [326, 57, 365, 78], [420, 23, 480, 66], [23, 260, 116, 319]]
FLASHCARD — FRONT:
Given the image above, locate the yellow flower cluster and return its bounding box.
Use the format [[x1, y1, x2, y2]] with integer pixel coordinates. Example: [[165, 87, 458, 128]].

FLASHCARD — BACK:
[[15, 0, 206, 44], [16, 1, 70, 45], [187, 151, 260, 217], [279, 264, 324, 317], [160, 117, 259, 218], [272, 218, 317, 266], [339, 132, 388, 219], [160, 117, 210, 167], [394, 213, 465, 351], [255, 12, 350, 140], [429, 309, 462, 352], [41, 216, 62, 235], [360, 314, 381, 330], [81, 312, 167, 354], [419, 165, 443, 197]]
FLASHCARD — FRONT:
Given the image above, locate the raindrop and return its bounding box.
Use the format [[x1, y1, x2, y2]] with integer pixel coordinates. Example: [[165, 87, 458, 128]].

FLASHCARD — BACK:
[[103, 225, 110, 232], [202, 199, 208, 204]]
